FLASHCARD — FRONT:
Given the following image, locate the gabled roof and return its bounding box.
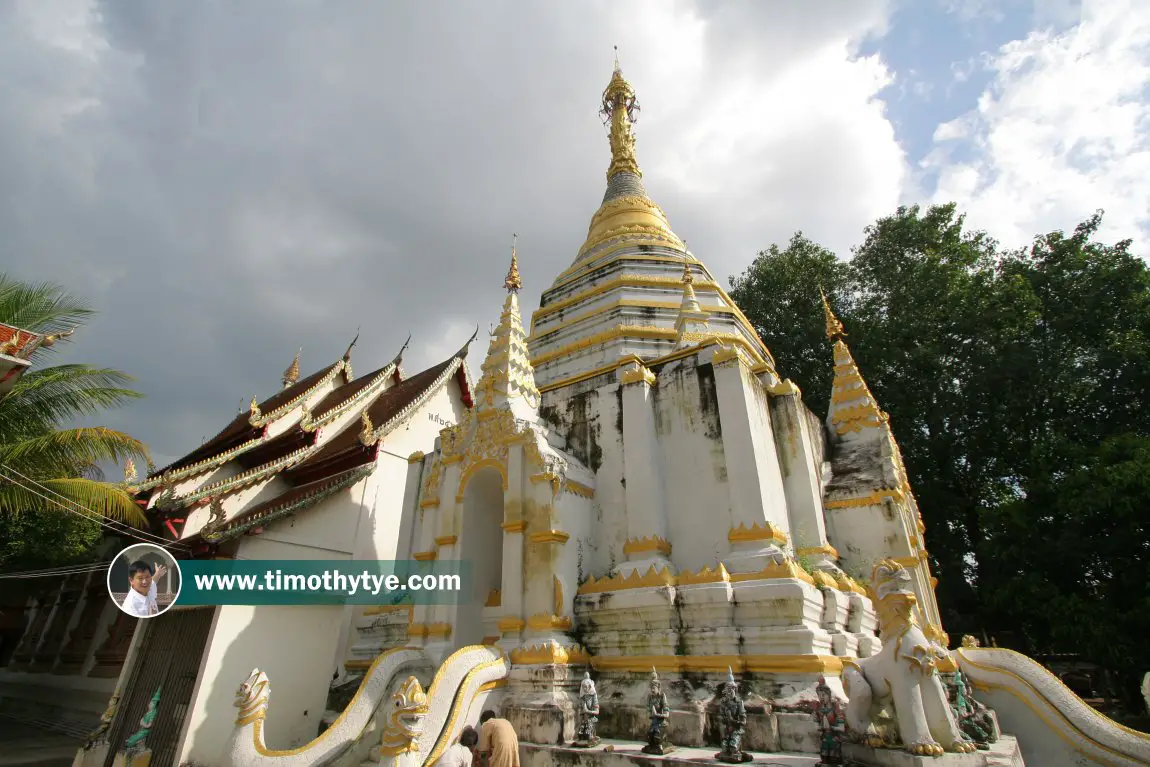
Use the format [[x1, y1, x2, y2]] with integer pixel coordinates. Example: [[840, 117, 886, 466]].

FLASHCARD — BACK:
[[286, 353, 467, 486], [147, 361, 342, 479]]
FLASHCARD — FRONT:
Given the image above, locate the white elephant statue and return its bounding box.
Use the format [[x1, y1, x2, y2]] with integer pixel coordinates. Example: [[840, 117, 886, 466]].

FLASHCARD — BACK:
[[842, 559, 977, 757]]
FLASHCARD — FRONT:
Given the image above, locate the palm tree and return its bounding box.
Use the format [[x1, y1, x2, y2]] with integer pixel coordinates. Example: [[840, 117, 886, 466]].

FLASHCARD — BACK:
[[0, 274, 152, 525]]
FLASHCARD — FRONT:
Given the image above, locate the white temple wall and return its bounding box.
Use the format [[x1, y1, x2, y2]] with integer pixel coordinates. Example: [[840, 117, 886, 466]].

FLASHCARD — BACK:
[[825, 502, 914, 580], [540, 383, 627, 577], [768, 393, 831, 552], [710, 356, 792, 542], [649, 357, 732, 573], [177, 603, 345, 765]]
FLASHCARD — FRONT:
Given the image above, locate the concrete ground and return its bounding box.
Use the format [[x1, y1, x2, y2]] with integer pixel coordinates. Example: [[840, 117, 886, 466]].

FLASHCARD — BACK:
[[0, 717, 81, 767]]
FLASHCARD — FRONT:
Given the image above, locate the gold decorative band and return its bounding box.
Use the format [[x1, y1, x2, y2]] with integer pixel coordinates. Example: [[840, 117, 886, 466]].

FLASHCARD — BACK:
[[797, 544, 840, 559], [529, 530, 570, 544], [622, 535, 672, 557], [501, 520, 528, 533], [728, 521, 788, 545], [526, 613, 573, 631], [412, 551, 437, 562], [497, 616, 526, 633], [434, 535, 458, 547]]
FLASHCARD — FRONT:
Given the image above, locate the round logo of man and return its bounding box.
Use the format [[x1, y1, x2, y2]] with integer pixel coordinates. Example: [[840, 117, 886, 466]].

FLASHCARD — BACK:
[[109, 543, 182, 618]]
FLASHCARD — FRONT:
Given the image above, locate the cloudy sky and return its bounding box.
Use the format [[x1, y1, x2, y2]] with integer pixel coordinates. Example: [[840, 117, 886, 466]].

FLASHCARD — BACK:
[[3, 0, 1148, 468]]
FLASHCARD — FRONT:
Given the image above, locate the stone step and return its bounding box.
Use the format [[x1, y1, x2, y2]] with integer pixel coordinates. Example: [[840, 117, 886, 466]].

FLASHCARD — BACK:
[[521, 740, 820, 766]]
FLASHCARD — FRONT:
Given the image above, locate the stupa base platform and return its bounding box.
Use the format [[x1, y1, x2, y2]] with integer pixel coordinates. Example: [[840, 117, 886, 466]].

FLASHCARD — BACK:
[[520, 740, 819, 766], [841, 734, 1024, 767]]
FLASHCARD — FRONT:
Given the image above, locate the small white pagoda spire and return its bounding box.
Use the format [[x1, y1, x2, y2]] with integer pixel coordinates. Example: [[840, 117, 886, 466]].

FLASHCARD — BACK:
[[473, 234, 541, 419], [674, 251, 710, 347]]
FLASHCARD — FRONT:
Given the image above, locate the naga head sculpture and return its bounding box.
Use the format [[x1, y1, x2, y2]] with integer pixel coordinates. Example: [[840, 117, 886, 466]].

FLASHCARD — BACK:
[[380, 675, 430, 754], [234, 669, 270, 724]]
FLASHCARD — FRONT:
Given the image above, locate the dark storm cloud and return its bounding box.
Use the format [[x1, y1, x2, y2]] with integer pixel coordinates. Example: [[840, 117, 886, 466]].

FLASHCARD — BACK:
[[0, 0, 898, 464]]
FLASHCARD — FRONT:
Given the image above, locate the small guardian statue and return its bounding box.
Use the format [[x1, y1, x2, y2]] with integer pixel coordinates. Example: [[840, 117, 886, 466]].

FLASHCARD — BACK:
[[812, 676, 846, 765], [715, 667, 752, 763], [947, 671, 997, 750], [574, 672, 600, 747], [641, 668, 674, 755]]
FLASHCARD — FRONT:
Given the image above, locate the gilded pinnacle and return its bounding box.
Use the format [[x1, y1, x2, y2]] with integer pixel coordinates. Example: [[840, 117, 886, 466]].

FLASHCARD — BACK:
[[600, 53, 642, 180], [123, 459, 138, 484], [820, 287, 845, 341], [504, 234, 522, 293], [282, 347, 301, 387]]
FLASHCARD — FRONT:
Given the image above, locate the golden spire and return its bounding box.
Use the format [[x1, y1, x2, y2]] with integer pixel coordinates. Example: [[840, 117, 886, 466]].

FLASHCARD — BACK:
[[504, 233, 522, 293], [600, 47, 642, 180], [475, 238, 540, 416], [820, 287, 846, 341], [823, 289, 887, 440], [123, 459, 138, 485], [282, 347, 301, 388], [248, 395, 262, 425]]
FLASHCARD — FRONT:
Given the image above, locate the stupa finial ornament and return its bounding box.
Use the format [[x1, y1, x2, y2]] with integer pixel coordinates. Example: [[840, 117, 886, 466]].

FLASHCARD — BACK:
[[820, 287, 846, 341], [600, 48, 642, 180], [504, 233, 522, 293], [282, 347, 301, 388]]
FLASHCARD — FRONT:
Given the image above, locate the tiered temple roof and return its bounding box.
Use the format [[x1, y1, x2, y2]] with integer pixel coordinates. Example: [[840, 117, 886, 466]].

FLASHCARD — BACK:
[[153, 334, 476, 547]]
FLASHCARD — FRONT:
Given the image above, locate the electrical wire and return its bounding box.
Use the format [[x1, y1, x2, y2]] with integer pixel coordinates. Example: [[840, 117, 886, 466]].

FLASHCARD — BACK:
[[0, 463, 190, 550], [0, 465, 191, 552], [0, 563, 110, 579]]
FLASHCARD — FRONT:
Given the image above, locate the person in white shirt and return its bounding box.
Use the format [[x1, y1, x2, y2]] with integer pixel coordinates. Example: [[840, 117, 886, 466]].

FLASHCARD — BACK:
[[434, 725, 478, 766], [121, 560, 167, 618]]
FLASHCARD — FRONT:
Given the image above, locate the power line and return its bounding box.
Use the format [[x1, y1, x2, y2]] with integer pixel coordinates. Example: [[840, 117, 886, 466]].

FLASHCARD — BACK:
[[0, 563, 110, 579], [0, 466, 191, 552], [0, 463, 190, 550]]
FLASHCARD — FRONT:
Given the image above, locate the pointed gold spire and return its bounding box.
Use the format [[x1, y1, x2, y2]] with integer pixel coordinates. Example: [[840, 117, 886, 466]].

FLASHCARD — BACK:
[[474, 237, 541, 415], [123, 459, 138, 485], [504, 233, 522, 293], [600, 47, 642, 180], [282, 347, 301, 388], [823, 290, 886, 439], [820, 287, 846, 341], [248, 395, 262, 425]]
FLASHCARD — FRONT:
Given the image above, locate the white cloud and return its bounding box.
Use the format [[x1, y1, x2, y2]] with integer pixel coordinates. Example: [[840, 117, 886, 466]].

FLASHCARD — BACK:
[[924, 0, 1150, 251]]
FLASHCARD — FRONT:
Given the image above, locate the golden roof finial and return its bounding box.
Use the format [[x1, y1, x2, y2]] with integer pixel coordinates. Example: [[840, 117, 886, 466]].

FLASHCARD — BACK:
[[123, 459, 138, 485], [504, 233, 522, 293], [359, 410, 375, 446], [248, 395, 262, 423], [282, 347, 301, 387], [820, 287, 846, 341], [600, 49, 642, 180]]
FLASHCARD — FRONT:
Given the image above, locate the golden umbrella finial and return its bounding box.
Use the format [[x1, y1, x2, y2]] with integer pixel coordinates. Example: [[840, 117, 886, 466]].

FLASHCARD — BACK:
[[504, 233, 522, 293], [819, 287, 845, 341]]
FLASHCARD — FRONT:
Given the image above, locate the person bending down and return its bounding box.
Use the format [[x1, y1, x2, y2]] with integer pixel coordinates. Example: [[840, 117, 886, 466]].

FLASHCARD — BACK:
[[435, 725, 478, 766], [122, 560, 166, 617], [478, 710, 519, 767]]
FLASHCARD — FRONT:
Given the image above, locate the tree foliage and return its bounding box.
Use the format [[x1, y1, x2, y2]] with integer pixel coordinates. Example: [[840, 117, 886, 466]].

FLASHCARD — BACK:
[[0, 274, 152, 572], [730, 205, 1150, 704]]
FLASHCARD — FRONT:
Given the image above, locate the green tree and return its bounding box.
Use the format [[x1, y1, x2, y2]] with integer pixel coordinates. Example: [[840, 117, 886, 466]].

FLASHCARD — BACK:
[[729, 232, 850, 407], [0, 274, 152, 571], [730, 206, 1150, 705]]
